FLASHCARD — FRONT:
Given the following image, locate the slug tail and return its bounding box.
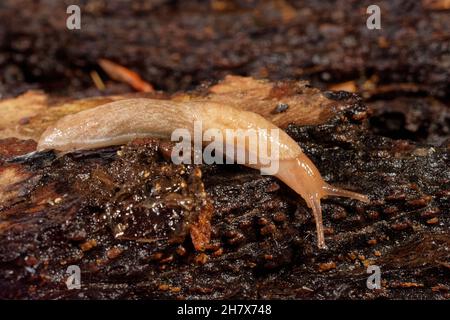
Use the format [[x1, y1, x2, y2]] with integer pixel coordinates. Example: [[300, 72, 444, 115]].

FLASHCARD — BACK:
[[323, 184, 369, 203], [308, 196, 326, 249]]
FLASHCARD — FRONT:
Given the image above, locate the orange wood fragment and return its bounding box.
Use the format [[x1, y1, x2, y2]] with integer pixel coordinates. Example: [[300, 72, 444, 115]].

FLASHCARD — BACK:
[[98, 59, 154, 92]]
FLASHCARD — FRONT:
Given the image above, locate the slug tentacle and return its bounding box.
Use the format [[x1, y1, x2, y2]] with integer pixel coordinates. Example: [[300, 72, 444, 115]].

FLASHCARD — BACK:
[[308, 195, 326, 249], [37, 98, 369, 249], [322, 183, 369, 203]]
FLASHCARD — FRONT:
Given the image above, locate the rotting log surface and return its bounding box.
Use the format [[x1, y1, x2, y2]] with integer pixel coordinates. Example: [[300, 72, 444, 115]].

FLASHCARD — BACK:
[[0, 78, 448, 299], [0, 0, 449, 99]]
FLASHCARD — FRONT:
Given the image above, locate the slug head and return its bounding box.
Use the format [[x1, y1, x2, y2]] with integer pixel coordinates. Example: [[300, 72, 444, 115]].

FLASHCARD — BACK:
[[276, 156, 369, 249]]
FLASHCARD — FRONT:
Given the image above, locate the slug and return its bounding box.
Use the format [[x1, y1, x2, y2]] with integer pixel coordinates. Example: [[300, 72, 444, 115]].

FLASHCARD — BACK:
[[37, 98, 369, 248]]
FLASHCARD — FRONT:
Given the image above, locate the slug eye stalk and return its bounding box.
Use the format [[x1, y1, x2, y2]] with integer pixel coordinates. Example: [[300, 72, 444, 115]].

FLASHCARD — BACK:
[[311, 185, 369, 249]]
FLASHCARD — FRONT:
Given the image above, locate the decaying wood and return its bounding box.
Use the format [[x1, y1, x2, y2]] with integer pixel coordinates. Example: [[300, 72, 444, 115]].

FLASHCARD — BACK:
[[0, 77, 448, 299], [0, 76, 353, 141]]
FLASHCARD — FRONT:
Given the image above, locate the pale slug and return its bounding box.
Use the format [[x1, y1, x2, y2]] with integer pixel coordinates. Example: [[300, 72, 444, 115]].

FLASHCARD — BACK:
[[37, 98, 369, 248]]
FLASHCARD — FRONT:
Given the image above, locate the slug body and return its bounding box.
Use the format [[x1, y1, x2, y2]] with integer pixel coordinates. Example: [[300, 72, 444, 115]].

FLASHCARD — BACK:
[[38, 98, 368, 248]]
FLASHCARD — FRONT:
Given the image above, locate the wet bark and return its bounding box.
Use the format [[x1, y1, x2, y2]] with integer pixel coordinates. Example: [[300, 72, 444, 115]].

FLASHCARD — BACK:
[[0, 78, 448, 299]]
